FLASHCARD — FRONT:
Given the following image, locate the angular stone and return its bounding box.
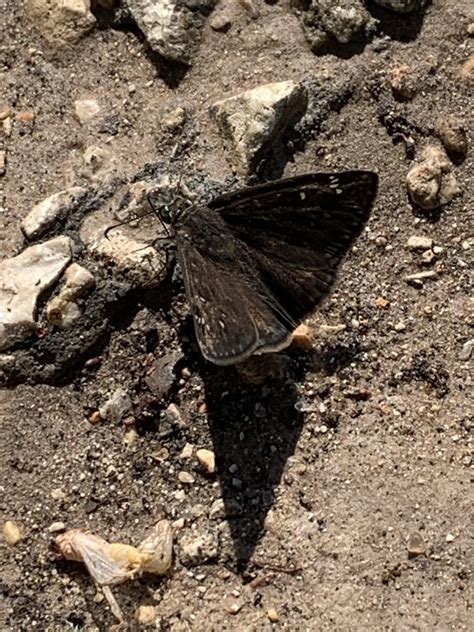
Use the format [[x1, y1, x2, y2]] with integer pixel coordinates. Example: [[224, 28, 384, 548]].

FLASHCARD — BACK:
[[0, 236, 73, 350], [21, 187, 86, 240], [126, 0, 217, 65], [211, 80, 307, 175], [27, 0, 96, 48]]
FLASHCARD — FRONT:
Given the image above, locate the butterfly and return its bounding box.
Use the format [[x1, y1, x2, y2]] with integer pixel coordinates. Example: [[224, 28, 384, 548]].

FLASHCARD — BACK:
[[163, 171, 378, 366]]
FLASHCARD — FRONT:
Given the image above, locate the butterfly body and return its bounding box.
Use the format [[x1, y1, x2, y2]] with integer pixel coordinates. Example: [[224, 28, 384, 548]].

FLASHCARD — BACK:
[[169, 171, 378, 366]]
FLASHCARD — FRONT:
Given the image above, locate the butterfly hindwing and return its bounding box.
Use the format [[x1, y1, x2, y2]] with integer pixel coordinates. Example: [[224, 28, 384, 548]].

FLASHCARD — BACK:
[[174, 171, 378, 365], [176, 240, 292, 365]]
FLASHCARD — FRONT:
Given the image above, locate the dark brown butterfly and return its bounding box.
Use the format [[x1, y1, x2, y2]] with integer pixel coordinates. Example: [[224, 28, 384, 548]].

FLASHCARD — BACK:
[[166, 171, 378, 365]]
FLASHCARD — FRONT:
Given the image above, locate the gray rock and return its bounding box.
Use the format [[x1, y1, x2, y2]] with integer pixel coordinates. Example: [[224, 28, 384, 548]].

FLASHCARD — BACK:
[[0, 236, 73, 351], [406, 146, 461, 210], [21, 186, 86, 240], [179, 530, 219, 566], [126, 0, 217, 65], [211, 80, 307, 175], [27, 0, 96, 48], [46, 263, 95, 327], [301, 0, 376, 51], [99, 388, 133, 423], [374, 0, 420, 12]]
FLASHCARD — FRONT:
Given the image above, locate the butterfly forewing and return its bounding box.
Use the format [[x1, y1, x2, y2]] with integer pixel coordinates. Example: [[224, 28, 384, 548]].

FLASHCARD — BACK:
[[174, 171, 378, 365]]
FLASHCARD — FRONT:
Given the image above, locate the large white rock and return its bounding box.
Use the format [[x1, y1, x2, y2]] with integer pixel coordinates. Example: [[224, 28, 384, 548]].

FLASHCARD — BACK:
[[21, 186, 86, 239], [211, 81, 308, 175], [0, 236, 73, 350]]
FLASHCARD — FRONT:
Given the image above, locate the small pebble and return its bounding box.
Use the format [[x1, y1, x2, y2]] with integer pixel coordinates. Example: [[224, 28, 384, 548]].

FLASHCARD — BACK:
[[434, 116, 467, 157], [267, 608, 279, 622], [407, 532, 425, 558], [15, 110, 35, 123], [178, 471, 195, 485], [180, 443, 194, 459], [135, 605, 157, 625], [124, 428, 138, 445], [445, 533, 455, 543], [406, 235, 433, 251], [196, 448, 216, 474], [394, 321, 406, 332], [3, 520, 22, 546], [226, 600, 243, 615], [210, 12, 232, 32], [389, 63, 418, 100], [48, 521, 66, 534], [74, 98, 101, 124], [458, 340, 473, 361], [89, 410, 102, 425]]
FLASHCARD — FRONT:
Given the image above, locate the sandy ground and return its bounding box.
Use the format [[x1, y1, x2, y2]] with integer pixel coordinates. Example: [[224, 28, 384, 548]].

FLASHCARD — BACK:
[[0, 1, 473, 630]]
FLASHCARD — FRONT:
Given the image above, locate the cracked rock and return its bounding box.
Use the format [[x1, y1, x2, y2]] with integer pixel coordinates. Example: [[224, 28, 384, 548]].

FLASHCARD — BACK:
[[406, 146, 461, 210], [0, 236, 73, 350], [126, 0, 217, 65], [211, 80, 307, 175]]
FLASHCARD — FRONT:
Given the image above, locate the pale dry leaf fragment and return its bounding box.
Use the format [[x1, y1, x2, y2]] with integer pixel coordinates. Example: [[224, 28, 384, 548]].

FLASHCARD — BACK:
[[55, 529, 135, 586], [137, 519, 173, 574], [55, 522, 173, 623]]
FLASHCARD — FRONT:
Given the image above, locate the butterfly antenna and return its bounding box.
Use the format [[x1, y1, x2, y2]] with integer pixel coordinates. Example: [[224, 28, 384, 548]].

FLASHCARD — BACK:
[[104, 208, 156, 240]]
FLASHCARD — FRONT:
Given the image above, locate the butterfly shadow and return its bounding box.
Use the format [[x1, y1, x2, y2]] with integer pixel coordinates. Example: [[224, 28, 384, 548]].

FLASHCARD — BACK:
[[198, 354, 309, 572]]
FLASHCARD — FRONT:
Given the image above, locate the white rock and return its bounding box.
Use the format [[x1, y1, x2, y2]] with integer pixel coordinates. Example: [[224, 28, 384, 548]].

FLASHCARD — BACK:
[[74, 99, 101, 124], [196, 448, 216, 474], [21, 186, 86, 239], [406, 235, 433, 251], [86, 230, 165, 289], [46, 263, 95, 327], [27, 0, 96, 47], [0, 236, 73, 350], [126, 0, 216, 65], [406, 146, 461, 210], [211, 80, 307, 175]]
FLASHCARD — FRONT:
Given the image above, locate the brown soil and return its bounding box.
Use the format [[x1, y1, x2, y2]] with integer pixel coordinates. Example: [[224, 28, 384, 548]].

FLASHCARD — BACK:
[[1, 1, 473, 631]]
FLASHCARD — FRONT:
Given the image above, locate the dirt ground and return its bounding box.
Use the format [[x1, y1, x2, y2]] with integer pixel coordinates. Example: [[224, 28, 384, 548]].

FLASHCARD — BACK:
[[0, 0, 473, 630]]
